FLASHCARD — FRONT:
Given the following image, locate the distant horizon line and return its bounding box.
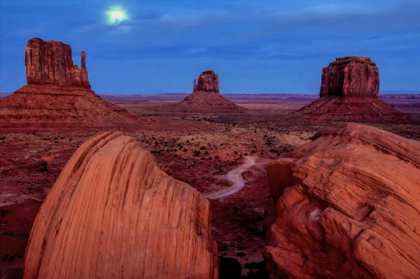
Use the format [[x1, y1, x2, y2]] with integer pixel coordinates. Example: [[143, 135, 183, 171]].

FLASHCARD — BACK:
[[1, 90, 420, 96], [97, 90, 420, 96]]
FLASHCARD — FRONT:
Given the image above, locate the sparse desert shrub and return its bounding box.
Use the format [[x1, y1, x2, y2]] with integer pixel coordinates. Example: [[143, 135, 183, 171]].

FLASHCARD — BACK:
[[236, 252, 246, 257]]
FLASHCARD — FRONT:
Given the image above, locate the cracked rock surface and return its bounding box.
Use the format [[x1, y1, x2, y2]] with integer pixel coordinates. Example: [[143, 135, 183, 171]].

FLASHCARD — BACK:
[[264, 123, 420, 279]]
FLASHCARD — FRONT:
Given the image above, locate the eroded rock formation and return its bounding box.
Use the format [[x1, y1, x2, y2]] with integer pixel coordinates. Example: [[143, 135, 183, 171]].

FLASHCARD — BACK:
[[24, 132, 218, 279], [172, 70, 246, 113], [0, 38, 142, 125], [193, 70, 219, 93], [295, 56, 407, 122], [320, 56, 379, 98], [264, 123, 420, 278], [25, 38, 90, 88]]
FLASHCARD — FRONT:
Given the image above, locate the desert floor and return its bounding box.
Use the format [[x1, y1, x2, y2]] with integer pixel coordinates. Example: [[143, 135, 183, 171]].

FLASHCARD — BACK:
[[1, 94, 419, 278]]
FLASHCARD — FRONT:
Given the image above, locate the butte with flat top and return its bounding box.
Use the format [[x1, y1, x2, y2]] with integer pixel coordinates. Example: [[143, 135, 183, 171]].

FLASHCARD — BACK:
[[171, 70, 247, 113], [295, 56, 408, 122]]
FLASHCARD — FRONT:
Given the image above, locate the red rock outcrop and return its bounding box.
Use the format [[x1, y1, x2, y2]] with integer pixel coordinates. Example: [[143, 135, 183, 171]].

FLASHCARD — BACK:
[[25, 38, 90, 88], [264, 123, 420, 278], [171, 70, 246, 113], [193, 70, 219, 93], [295, 56, 408, 122], [320, 56, 379, 98], [24, 131, 218, 279], [0, 38, 143, 126]]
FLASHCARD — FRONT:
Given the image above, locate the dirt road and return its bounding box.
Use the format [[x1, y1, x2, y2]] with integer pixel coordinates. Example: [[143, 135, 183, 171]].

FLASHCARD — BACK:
[[205, 156, 258, 199]]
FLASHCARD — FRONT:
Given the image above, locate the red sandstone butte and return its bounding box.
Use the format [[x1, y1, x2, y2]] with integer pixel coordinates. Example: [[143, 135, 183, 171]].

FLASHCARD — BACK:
[[193, 70, 220, 93], [295, 56, 408, 122], [24, 132, 218, 279], [0, 38, 143, 126], [172, 70, 246, 113], [25, 38, 90, 88], [264, 123, 420, 278], [320, 56, 379, 98]]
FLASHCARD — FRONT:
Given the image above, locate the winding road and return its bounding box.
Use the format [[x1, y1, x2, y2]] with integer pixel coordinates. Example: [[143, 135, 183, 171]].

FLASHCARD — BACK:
[[205, 156, 258, 200]]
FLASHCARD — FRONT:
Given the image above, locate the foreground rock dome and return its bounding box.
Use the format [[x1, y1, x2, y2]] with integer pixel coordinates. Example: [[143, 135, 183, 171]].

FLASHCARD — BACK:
[[24, 132, 218, 279], [264, 123, 420, 278]]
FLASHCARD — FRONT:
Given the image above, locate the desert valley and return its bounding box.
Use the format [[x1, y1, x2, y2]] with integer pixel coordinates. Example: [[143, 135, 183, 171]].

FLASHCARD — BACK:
[[0, 36, 419, 279]]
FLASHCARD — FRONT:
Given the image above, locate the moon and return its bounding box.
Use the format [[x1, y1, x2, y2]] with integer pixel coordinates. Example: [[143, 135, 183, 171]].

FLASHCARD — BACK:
[[111, 11, 123, 21], [107, 7, 127, 25]]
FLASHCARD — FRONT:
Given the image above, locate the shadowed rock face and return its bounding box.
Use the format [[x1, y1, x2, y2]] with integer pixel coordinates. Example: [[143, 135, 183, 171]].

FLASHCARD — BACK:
[[194, 70, 219, 93], [264, 124, 420, 279], [24, 132, 218, 279], [320, 56, 379, 98], [25, 38, 90, 88]]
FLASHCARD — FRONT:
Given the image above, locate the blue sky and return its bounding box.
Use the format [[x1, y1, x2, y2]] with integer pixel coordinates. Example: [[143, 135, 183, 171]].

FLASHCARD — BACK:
[[0, 0, 419, 94]]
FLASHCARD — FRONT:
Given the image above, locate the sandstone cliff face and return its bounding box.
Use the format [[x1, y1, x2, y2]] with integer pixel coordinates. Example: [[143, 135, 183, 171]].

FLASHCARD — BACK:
[[24, 132, 218, 279], [25, 38, 90, 88], [172, 70, 245, 113], [194, 70, 219, 93], [264, 124, 420, 279], [320, 56, 379, 98], [295, 57, 407, 122]]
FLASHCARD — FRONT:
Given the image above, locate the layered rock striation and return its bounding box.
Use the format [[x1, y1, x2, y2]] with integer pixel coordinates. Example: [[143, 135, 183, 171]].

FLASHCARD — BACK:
[[264, 123, 420, 278], [296, 56, 407, 122], [172, 70, 246, 113], [0, 38, 141, 125], [24, 132, 218, 279]]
